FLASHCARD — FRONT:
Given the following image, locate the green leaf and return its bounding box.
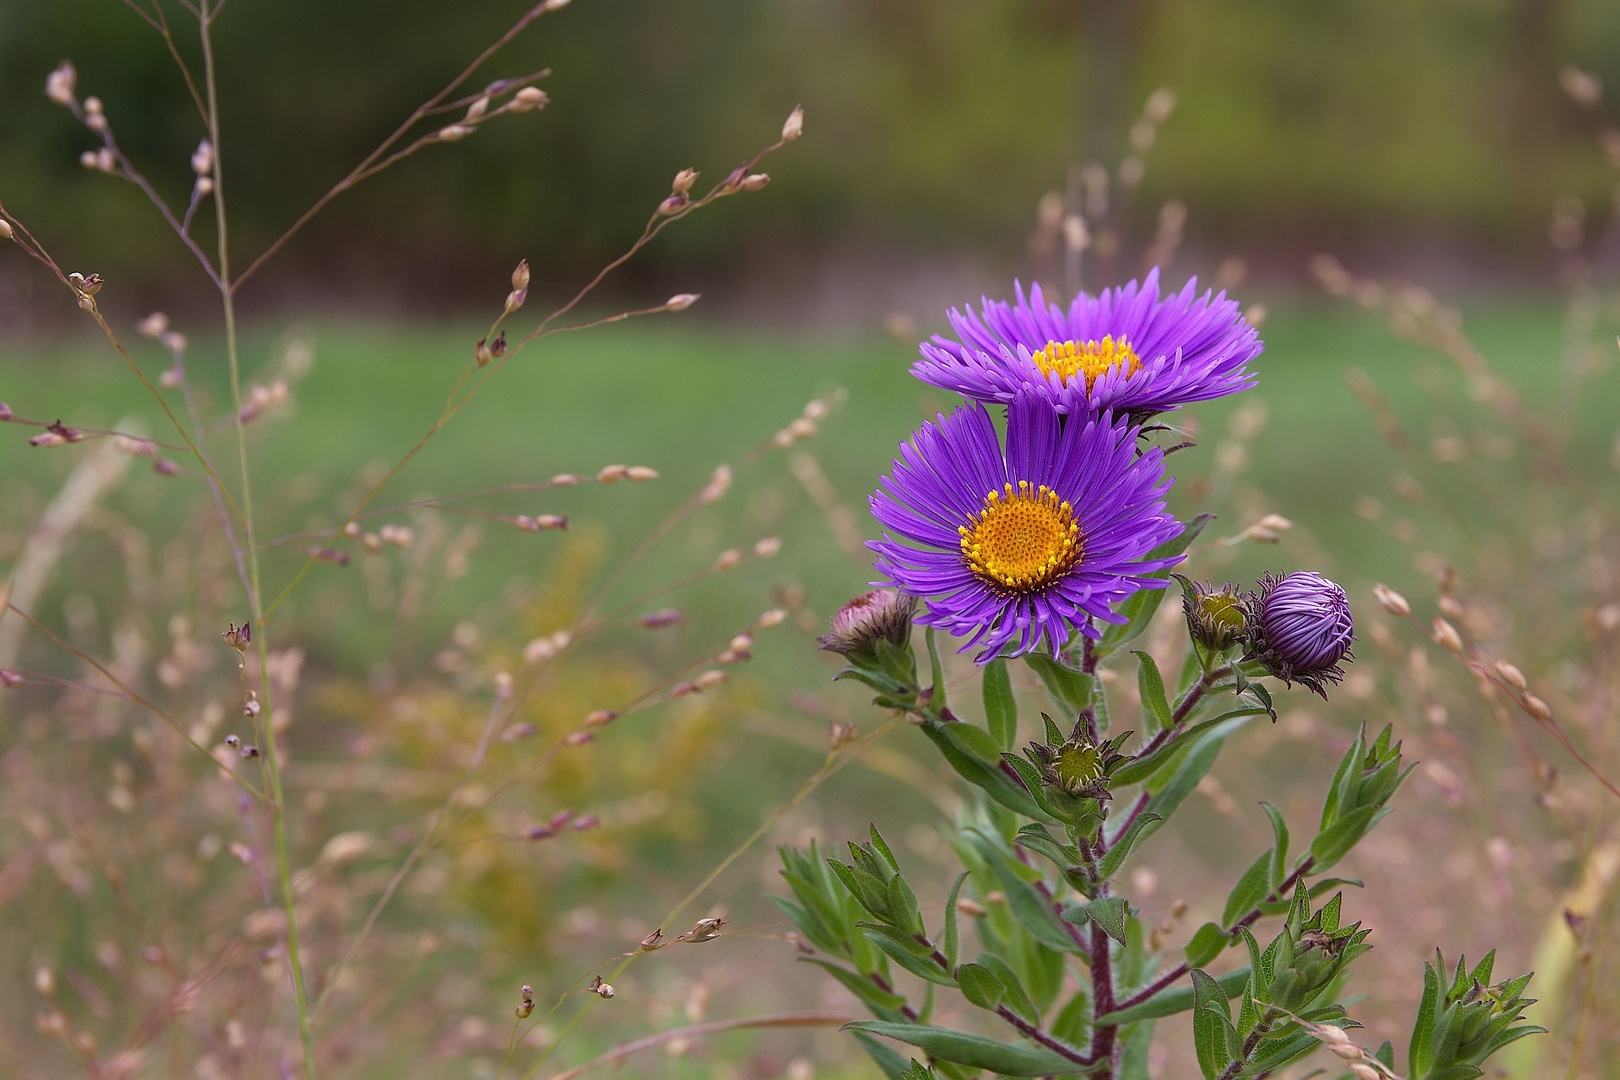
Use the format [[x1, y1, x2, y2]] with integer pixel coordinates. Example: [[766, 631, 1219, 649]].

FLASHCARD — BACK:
[[1133, 650, 1172, 733], [1143, 715, 1256, 833], [955, 962, 1005, 1012], [920, 721, 1050, 822], [976, 952, 1039, 1024], [869, 825, 902, 874], [862, 927, 957, 987], [1051, 986, 1090, 1047], [851, 1031, 912, 1080], [843, 1021, 1084, 1077], [1097, 515, 1213, 655], [1261, 802, 1290, 894], [886, 872, 922, 934], [941, 870, 969, 969], [1098, 967, 1250, 1025], [1185, 921, 1228, 968], [967, 832, 1082, 954], [1320, 726, 1367, 830], [1024, 653, 1093, 720], [800, 958, 910, 1015], [1193, 1004, 1238, 1080], [1095, 813, 1163, 881], [925, 628, 947, 712], [1308, 804, 1384, 871], [983, 659, 1018, 751], [1085, 897, 1132, 947], [1222, 851, 1273, 929]]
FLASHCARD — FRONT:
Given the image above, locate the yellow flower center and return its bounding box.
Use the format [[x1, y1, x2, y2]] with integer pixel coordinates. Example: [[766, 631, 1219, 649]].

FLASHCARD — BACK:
[[1030, 337, 1141, 392], [959, 481, 1083, 592]]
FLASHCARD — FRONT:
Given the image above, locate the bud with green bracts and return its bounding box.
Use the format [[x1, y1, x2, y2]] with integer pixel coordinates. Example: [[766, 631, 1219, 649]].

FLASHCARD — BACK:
[[1176, 575, 1249, 654], [1308, 723, 1415, 872], [819, 590, 922, 711], [1408, 950, 1543, 1080]]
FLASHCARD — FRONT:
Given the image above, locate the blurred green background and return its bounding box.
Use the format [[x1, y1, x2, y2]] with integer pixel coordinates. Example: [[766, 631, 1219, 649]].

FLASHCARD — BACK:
[[3, 2, 1620, 1076], [2, 0, 1618, 320]]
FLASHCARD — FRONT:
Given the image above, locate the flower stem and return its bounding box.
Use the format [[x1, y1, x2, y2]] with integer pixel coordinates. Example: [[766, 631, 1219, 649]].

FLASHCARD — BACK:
[[200, 5, 316, 1076]]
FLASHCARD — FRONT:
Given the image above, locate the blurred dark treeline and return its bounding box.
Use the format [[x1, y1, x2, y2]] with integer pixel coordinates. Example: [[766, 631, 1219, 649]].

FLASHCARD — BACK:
[[0, 0, 1617, 316]]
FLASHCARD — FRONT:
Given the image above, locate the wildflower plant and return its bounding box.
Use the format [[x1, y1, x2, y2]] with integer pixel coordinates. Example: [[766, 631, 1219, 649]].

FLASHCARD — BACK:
[[776, 275, 1543, 1079]]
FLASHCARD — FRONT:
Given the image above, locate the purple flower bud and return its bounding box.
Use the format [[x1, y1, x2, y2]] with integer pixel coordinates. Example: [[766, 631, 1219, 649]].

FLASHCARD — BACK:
[[1247, 571, 1354, 698]]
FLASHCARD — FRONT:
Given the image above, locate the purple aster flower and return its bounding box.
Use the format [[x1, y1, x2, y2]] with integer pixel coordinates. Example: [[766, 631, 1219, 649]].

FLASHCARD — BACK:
[[869, 393, 1184, 660], [912, 268, 1261, 418], [1246, 571, 1355, 698]]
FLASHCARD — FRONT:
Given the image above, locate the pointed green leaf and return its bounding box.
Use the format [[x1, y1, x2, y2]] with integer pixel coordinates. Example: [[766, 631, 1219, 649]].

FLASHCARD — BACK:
[[941, 870, 968, 969], [976, 952, 1039, 1024], [800, 958, 910, 1015], [1185, 921, 1229, 968], [1098, 967, 1250, 1025], [1133, 650, 1172, 733], [1222, 850, 1273, 929], [862, 927, 957, 986], [843, 1021, 1084, 1077], [955, 963, 1006, 1012], [983, 659, 1017, 751], [1095, 813, 1163, 881], [920, 721, 1050, 821], [968, 831, 1083, 954], [1086, 897, 1132, 947], [851, 1031, 912, 1080], [1261, 802, 1289, 894], [1024, 653, 1093, 720], [925, 627, 947, 712]]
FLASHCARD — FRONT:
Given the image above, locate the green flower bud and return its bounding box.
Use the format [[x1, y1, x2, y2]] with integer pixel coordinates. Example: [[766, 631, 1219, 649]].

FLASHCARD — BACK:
[[1176, 575, 1249, 652]]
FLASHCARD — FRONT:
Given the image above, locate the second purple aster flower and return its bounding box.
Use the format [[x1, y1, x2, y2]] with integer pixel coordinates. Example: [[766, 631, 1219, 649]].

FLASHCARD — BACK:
[[869, 392, 1184, 660], [913, 268, 1262, 419]]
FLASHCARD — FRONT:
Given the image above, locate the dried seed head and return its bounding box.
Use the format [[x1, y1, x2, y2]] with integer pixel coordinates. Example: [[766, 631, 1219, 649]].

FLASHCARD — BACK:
[[1431, 617, 1464, 655], [666, 293, 699, 311], [955, 896, 988, 918], [696, 669, 727, 690], [1437, 594, 1463, 620], [1494, 659, 1528, 691], [670, 680, 698, 697], [437, 124, 474, 142], [638, 608, 686, 629], [86, 112, 108, 134], [1063, 214, 1089, 253], [700, 464, 732, 504], [551, 473, 582, 486], [781, 104, 804, 142], [543, 0, 572, 10], [240, 744, 260, 759], [34, 967, 54, 996], [679, 917, 725, 943], [754, 536, 781, 558], [137, 312, 169, 338], [153, 458, 180, 476], [714, 548, 743, 571], [46, 61, 77, 106], [672, 168, 699, 194], [475, 339, 493, 366], [757, 608, 788, 628], [597, 464, 628, 483], [84, 95, 103, 115], [1144, 86, 1177, 124], [640, 928, 665, 950], [828, 720, 858, 749], [191, 140, 214, 176], [512, 86, 548, 111], [222, 622, 251, 651], [564, 731, 594, 747], [1560, 66, 1602, 108], [511, 259, 530, 291], [0, 219, 12, 241], [595, 983, 614, 999], [1372, 583, 1410, 618], [464, 96, 490, 121], [95, 148, 115, 174], [573, 814, 599, 830], [658, 194, 688, 216], [0, 669, 23, 688], [729, 632, 754, 652], [224, 735, 241, 748], [585, 710, 617, 726], [1523, 694, 1553, 722], [79, 150, 97, 170], [626, 466, 660, 481], [505, 288, 527, 314], [195, 176, 215, 196]]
